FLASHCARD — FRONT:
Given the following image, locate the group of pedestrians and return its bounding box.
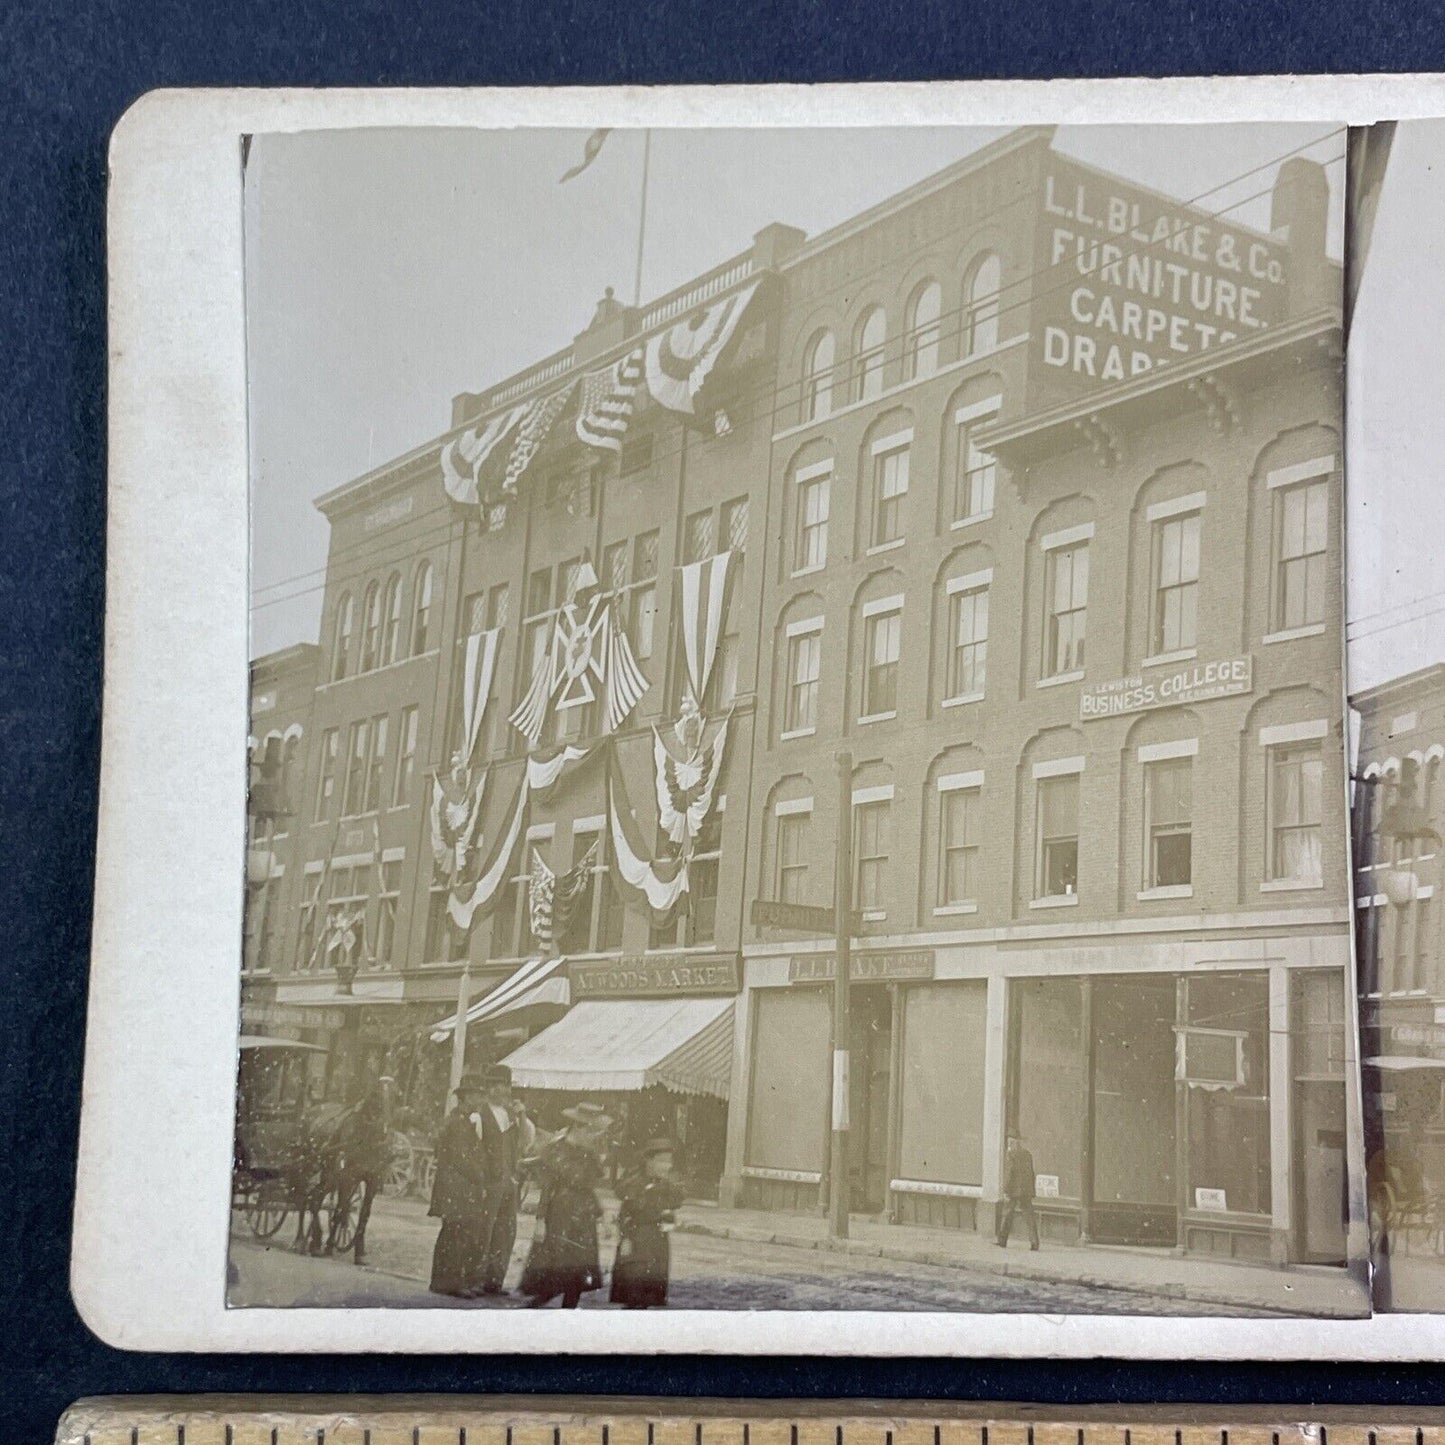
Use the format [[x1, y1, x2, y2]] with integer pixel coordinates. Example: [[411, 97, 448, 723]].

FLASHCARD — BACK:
[[427, 1066, 685, 1308]]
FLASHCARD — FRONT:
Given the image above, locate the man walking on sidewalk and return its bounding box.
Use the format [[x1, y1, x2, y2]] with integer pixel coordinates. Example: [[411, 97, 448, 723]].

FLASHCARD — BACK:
[[995, 1132, 1040, 1251]]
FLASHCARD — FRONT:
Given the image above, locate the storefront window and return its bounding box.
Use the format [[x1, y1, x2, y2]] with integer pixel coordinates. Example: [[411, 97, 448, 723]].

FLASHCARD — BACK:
[[897, 982, 987, 1185], [1010, 977, 1084, 1201], [745, 989, 830, 1173], [1185, 972, 1271, 1217]]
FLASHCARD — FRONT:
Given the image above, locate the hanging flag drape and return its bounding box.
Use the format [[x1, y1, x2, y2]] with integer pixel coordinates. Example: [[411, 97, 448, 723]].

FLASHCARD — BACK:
[[607, 748, 690, 924], [560, 128, 611, 183], [462, 627, 502, 765], [429, 769, 487, 879], [510, 590, 649, 748], [447, 772, 531, 931], [644, 281, 760, 426], [503, 384, 577, 495], [654, 711, 730, 851], [576, 347, 644, 453], [678, 548, 734, 707], [526, 842, 596, 954], [440, 407, 526, 507], [525, 743, 590, 793]]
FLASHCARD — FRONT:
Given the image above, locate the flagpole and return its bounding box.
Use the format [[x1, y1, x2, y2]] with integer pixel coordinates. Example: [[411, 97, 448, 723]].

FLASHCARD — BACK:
[[632, 129, 651, 309]]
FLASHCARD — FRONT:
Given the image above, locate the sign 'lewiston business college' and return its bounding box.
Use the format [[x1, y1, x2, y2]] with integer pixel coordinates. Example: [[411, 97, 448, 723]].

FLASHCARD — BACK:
[[1080, 655, 1253, 720], [1033, 156, 1289, 394]]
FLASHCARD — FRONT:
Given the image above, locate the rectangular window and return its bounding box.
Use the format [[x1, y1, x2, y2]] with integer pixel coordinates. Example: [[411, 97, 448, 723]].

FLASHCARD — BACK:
[[947, 585, 989, 699], [954, 419, 997, 523], [939, 787, 980, 907], [862, 608, 901, 716], [707, 632, 740, 713], [854, 799, 891, 916], [872, 446, 909, 547], [685, 813, 723, 947], [363, 713, 388, 813], [595, 834, 624, 953], [684, 508, 715, 565], [558, 556, 583, 605], [375, 859, 402, 965], [1154, 512, 1201, 654], [559, 829, 601, 957], [721, 494, 750, 554], [1275, 478, 1329, 630], [633, 530, 660, 661], [795, 473, 830, 572], [603, 539, 629, 596], [461, 590, 486, 636], [1415, 897, 1433, 994], [526, 567, 551, 618], [1145, 757, 1193, 888], [784, 629, 822, 734], [315, 728, 339, 822], [1045, 542, 1089, 677], [485, 582, 509, 632], [1037, 774, 1080, 898], [776, 811, 810, 904], [342, 719, 370, 816], [393, 706, 418, 808], [297, 875, 321, 970], [1270, 743, 1324, 884]]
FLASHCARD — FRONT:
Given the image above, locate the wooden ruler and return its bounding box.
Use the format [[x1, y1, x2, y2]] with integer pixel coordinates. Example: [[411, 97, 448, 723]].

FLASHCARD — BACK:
[[53, 1400, 1445, 1445]]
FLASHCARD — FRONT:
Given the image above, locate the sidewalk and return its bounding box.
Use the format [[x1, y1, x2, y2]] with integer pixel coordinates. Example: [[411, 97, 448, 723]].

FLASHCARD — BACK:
[[1373, 1247, 1445, 1312], [672, 1202, 1370, 1317]]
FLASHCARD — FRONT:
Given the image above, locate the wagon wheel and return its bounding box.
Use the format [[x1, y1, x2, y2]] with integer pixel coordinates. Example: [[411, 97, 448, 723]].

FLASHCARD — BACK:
[[328, 1187, 364, 1253], [383, 1130, 415, 1197], [245, 1181, 291, 1241]]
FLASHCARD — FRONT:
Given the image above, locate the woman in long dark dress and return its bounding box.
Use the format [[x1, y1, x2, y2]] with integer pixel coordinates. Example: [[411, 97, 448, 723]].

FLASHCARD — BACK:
[[610, 1139, 684, 1309], [519, 1102, 610, 1308]]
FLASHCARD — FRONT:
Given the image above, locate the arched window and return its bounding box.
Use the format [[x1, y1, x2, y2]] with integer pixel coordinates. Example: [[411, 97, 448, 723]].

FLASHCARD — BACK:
[[380, 571, 402, 666], [802, 330, 835, 422], [853, 306, 886, 402], [360, 582, 382, 672], [330, 592, 354, 681], [905, 280, 942, 379], [410, 560, 434, 657], [964, 252, 1001, 356], [280, 734, 301, 818]]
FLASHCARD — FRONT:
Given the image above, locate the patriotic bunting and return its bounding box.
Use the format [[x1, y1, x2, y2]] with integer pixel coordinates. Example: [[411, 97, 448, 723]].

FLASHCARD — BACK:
[[502, 384, 577, 495], [576, 348, 644, 453], [678, 548, 734, 707], [527, 841, 597, 954], [461, 626, 502, 766], [429, 768, 487, 879], [447, 772, 531, 931], [607, 747, 690, 925], [644, 281, 760, 425], [654, 708, 730, 852], [526, 743, 590, 793], [440, 407, 526, 507]]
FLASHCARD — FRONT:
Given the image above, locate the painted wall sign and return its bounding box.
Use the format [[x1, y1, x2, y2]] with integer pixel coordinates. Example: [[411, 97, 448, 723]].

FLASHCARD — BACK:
[[363, 495, 416, 532], [1032, 157, 1289, 396], [568, 953, 741, 999], [788, 950, 936, 984], [242, 1002, 346, 1033], [1194, 1187, 1229, 1212], [1080, 655, 1252, 720]]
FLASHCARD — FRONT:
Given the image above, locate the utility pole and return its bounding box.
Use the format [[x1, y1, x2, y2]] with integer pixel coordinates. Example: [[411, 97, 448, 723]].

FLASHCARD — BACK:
[[830, 750, 853, 1239], [448, 960, 472, 1100]]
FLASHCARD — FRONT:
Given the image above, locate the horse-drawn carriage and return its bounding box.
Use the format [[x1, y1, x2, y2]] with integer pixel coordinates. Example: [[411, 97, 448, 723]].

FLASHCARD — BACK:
[[231, 1035, 368, 1254]]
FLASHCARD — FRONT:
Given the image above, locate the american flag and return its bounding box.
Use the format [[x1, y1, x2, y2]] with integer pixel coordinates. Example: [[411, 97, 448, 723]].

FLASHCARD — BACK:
[[576, 347, 644, 453]]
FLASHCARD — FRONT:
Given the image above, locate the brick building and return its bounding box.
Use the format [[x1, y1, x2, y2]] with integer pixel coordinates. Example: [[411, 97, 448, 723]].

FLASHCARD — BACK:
[[1353, 664, 1445, 1190], [243, 128, 1360, 1255]]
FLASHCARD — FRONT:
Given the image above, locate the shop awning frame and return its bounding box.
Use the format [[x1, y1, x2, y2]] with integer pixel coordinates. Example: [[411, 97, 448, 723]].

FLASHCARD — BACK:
[[499, 996, 736, 1098], [429, 956, 570, 1042]]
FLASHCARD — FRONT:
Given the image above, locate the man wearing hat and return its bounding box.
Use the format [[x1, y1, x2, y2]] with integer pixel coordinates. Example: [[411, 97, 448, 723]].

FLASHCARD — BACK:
[[475, 1063, 527, 1295], [427, 1070, 490, 1298]]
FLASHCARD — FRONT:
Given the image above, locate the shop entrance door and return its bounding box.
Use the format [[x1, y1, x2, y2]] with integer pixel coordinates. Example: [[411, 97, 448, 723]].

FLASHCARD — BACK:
[[1090, 976, 1178, 1245], [848, 986, 893, 1214]]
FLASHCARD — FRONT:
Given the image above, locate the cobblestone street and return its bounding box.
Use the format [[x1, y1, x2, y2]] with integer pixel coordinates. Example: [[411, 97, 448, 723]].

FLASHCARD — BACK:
[[229, 1196, 1288, 1315]]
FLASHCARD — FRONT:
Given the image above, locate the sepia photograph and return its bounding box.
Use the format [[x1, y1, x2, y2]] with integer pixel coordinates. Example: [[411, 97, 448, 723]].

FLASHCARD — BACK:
[[1342, 119, 1445, 1314], [229, 116, 1372, 1320]]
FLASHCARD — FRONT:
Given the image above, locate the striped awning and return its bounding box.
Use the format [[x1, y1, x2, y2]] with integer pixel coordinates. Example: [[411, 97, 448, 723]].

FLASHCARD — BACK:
[[499, 996, 735, 1098], [429, 956, 570, 1042]]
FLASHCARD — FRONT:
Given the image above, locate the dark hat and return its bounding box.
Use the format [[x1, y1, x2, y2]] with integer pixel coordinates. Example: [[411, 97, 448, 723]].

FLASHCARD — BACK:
[[483, 1063, 513, 1087], [642, 1138, 675, 1158], [561, 1102, 612, 1129], [454, 1070, 487, 1096]]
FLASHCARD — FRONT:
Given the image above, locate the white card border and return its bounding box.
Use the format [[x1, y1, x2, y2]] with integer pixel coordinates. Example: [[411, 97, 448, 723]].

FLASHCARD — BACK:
[[80, 77, 1445, 1355]]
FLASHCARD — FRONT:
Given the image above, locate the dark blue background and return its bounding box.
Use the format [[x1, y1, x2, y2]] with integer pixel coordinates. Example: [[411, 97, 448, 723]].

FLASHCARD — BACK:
[[5, 4, 1445, 1440]]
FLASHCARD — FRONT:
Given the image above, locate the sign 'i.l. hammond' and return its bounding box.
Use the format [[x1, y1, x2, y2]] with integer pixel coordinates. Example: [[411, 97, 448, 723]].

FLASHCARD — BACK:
[[1079, 654, 1253, 720]]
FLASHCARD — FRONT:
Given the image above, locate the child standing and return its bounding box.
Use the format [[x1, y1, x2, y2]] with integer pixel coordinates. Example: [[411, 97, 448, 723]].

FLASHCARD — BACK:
[[609, 1138, 685, 1309]]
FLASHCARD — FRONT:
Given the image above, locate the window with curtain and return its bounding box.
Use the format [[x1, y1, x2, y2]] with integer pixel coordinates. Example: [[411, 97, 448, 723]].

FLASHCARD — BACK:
[[862, 607, 902, 717], [1145, 757, 1193, 888], [853, 798, 891, 915], [947, 584, 988, 700], [1153, 511, 1202, 654], [1269, 742, 1324, 884], [784, 628, 821, 734], [1045, 542, 1088, 677], [938, 786, 981, 907], [1037, 774, 1080, 898], [794, 471, 830, 572], [1274, 478, 1329, 631], [871, 445, 909, 547]]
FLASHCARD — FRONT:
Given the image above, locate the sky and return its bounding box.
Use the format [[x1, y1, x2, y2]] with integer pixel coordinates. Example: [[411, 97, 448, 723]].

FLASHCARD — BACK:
[[245, 121, 1348, 658]]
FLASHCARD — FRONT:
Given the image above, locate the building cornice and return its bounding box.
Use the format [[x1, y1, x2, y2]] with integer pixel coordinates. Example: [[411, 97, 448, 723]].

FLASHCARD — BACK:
[[1350, 661, 1445, 713]]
